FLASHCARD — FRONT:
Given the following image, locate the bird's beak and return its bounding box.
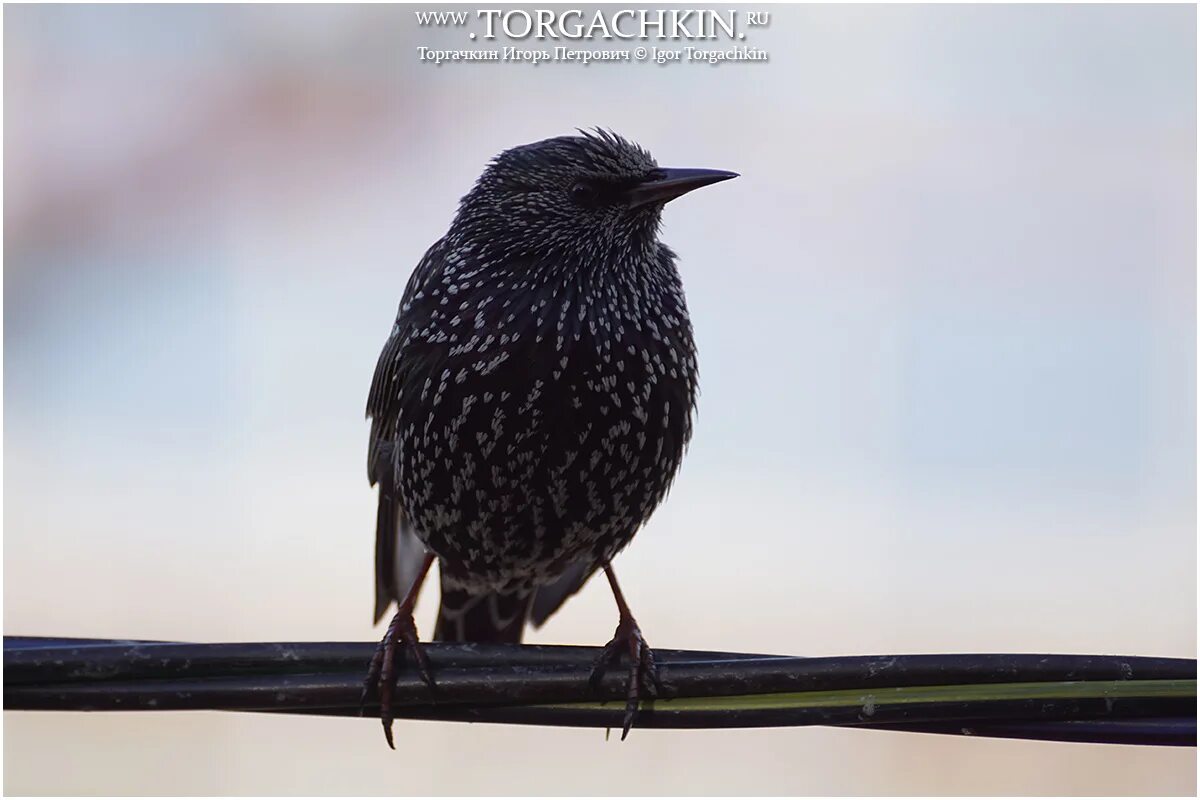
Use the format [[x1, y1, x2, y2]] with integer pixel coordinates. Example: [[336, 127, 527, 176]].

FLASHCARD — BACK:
[[625, 168, 739, 208]]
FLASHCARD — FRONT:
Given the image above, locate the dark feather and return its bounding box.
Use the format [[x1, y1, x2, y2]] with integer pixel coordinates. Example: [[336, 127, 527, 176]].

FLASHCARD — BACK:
[[368, 242, 449, 623], [530, 561, 597, 628], [373, 497, 398, 623], [434, 567, 533, 643]]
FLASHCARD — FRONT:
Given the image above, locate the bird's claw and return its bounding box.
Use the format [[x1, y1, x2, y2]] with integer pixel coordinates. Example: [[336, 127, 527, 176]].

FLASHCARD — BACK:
[[361, 608, 435, 749], [589, 615, 662, 740]]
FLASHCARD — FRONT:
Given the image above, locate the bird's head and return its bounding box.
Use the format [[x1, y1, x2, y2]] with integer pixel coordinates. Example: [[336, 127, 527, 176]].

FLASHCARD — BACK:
[[452, 129, 737, 262]]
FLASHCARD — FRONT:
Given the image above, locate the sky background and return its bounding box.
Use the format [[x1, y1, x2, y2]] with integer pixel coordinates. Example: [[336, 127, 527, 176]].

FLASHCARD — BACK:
[[4, 4, 1196, 795]]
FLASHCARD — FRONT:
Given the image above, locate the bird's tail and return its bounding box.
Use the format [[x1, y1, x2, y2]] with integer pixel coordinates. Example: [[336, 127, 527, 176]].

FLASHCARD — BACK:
[[433, 570, 533, 644]]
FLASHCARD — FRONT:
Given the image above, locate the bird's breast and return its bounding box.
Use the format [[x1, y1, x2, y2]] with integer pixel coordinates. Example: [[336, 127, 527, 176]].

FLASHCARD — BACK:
[[392, 272, 696, 586]]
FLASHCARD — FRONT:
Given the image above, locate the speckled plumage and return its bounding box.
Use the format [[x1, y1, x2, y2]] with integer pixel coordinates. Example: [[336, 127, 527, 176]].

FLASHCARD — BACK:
[[368, 131, 734, 646]]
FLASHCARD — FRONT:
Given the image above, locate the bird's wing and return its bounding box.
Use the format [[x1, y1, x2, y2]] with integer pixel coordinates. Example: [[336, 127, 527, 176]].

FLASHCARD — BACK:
[[529, 560, 599, 628], [368, 239, 449, 623], [366, 238, 449, 459], [371, 486, 431, 623]]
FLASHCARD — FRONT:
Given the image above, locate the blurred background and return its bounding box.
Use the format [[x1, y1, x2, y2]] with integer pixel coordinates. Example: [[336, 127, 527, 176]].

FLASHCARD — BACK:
[[4, 4, 1195, 795]]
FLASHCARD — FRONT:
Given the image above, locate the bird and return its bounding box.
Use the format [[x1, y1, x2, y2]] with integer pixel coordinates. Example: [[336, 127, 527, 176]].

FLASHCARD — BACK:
[[363, 129, 736, 747]]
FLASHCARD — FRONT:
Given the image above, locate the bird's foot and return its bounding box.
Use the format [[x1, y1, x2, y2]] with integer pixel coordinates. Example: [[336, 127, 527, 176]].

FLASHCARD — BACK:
[[588, 614, 664, 740], [360, 607, 436, 749]]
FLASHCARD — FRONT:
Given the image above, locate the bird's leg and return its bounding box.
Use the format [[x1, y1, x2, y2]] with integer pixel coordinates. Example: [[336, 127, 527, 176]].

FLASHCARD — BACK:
[[361, 552, 436, 749], [588, 563, 664, 740]]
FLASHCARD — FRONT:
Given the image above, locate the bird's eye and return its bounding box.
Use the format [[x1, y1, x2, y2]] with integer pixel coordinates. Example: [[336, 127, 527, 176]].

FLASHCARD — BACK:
[[569, 181, 600, 207]]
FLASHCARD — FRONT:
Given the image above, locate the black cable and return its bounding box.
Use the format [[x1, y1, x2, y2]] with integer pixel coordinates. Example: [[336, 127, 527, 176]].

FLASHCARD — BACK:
[[5, 637, 1194, 747]]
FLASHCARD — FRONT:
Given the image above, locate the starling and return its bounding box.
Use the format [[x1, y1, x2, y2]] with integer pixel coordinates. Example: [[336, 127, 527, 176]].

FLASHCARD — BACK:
[[364, 129, 736, 747]]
